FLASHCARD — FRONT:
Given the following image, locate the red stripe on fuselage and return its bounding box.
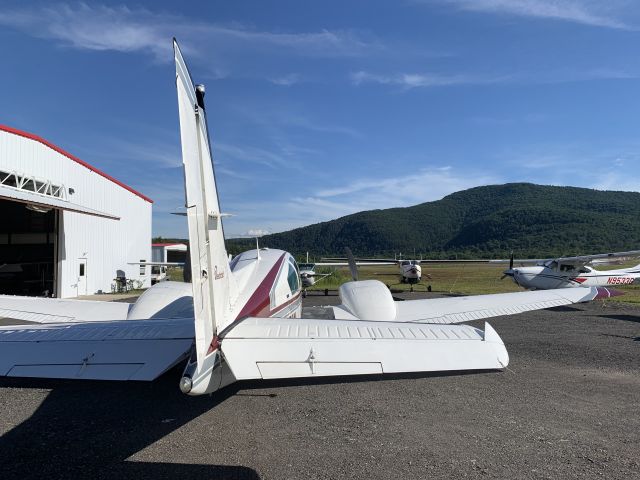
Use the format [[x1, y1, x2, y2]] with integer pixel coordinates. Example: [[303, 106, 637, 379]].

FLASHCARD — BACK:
[[235, 253, 286, 320]]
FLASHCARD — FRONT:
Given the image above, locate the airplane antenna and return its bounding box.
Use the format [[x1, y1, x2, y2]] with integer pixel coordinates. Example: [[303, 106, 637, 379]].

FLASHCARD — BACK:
[[306, 251, 309, 263]]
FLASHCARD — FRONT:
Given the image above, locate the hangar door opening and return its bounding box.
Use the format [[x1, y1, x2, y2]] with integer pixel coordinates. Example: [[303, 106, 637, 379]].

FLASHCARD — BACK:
[[0, 199, 57, 297]]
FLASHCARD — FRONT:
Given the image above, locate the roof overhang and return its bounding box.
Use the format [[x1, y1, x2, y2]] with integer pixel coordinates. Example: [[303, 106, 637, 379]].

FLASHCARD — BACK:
[[0, 184, 120, 220]]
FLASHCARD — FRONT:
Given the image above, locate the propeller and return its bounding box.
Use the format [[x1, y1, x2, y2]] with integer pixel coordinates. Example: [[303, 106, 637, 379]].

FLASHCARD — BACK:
[[345, 247, 359, 281], [501, 251, 515, 280]]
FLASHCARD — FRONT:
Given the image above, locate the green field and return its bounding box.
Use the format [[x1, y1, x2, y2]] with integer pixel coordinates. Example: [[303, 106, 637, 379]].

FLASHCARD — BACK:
[[162, 262, 640, 304], [308, 262, 640, 304]]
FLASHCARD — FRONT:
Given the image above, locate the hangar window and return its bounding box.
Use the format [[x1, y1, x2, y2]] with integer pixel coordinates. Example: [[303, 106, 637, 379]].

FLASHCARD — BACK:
[[140, 260, 146, 276]]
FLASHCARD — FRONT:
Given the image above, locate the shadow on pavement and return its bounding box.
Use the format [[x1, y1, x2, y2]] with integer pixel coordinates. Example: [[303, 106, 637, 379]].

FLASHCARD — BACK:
[[0, 365, 260, 480], [596, 313, 640, 324]]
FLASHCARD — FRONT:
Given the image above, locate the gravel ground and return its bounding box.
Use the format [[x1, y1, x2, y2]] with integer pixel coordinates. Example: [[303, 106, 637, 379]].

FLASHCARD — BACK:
[[0, 292, 638, 479]]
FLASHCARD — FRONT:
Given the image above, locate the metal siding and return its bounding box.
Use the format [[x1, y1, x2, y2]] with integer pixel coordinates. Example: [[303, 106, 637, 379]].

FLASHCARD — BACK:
[[0, 130, 152, 298]]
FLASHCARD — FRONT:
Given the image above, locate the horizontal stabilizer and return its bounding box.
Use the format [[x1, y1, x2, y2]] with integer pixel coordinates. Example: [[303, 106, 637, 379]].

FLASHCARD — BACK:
[[220, 317, 508, 381], [0, 319, 194, 381]]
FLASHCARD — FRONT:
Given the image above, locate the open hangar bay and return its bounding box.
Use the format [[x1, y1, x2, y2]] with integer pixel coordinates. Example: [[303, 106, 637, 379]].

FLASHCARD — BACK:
[[0, 292, 637, 480]]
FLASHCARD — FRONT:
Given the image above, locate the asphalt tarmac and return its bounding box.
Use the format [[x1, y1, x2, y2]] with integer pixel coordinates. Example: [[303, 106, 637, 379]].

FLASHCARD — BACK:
[[0, 292, 638, 479]]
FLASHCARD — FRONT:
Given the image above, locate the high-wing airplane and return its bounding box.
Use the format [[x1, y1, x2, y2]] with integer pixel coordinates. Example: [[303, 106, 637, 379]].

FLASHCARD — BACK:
[[321, 254, 429, 285], [0, 40, 615, 397], [500, 250, 640, 290]]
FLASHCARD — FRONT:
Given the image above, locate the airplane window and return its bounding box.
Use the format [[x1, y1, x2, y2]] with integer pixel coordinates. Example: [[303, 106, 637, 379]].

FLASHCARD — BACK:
[[548, 261, 558, 270], [287, 262, 300, 292], [401, 261, 410, 266], [579, 267, 590, 273], [411, 261, 418, 265], [560, 264, 575, 272]]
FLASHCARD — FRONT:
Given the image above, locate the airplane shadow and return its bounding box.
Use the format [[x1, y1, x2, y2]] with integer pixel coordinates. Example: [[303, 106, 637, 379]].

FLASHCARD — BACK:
[[548, 305, 583, 312], [0, 365, 260, 480], [233, 368, 500, 392], [595, 313, 640, 324], [600, 333, 640, 342]]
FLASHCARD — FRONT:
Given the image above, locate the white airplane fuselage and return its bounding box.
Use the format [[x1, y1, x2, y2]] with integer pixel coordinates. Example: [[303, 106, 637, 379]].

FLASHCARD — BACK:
[[228, 249, 303, 320], [298, 263, 319, 288], [399, 261, 422, 284], [507, 262, 640, 290]]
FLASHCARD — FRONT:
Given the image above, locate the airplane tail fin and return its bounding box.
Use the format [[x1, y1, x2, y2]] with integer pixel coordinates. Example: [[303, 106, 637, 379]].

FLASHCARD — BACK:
[[174, 40, 238, 373]]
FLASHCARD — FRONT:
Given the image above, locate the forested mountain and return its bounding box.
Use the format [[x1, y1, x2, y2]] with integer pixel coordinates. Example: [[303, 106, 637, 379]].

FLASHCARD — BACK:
[[226, 183, 640, 259]]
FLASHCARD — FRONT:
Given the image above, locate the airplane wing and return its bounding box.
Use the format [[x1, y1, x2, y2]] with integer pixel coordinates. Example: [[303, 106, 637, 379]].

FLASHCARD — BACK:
[[391, 287, 602, 324], [128, 262, 185, 267], [332, 286, 603, 323], [0, 296, 131, 324], [315, 261, 393, 267], [218, 317, 509, 381], [555, 249, 640, 266], [0, 318, 193, 381]]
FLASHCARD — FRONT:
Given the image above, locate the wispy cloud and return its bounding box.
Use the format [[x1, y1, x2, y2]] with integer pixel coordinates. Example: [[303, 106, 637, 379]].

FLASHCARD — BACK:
[[429, 0, 633, 30], [351, 67, 638, 89], [351, 70, 509, 88], [215, 142, 307, 171], [0, 3, 377, 62], [269, 74, 301, 86]]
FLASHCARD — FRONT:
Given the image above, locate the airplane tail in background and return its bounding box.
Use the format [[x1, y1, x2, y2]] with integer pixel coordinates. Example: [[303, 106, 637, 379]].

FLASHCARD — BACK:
[[174, 40, 239, 373]]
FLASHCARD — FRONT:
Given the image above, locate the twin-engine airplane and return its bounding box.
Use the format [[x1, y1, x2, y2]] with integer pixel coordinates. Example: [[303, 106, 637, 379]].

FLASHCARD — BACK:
[[500, 250, 640, 290], [0, 40, 613, 396]]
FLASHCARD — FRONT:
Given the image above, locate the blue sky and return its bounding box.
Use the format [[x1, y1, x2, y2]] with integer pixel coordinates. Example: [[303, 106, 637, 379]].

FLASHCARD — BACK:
[[1, 1, 640, 238]]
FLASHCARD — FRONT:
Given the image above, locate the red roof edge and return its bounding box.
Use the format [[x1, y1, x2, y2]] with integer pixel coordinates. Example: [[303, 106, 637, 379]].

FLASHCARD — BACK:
[[0, 124, 153, 204]]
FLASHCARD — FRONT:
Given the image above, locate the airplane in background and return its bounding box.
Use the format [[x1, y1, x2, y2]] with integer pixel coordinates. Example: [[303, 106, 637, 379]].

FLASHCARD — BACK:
[[0, 40, 616, 397], [321, 254, 429, 286], [500, 250, 640, 290]]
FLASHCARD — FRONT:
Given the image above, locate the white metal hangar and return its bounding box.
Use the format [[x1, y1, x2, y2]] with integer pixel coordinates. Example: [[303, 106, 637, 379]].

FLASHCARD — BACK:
[[0, 125, 152, 298]]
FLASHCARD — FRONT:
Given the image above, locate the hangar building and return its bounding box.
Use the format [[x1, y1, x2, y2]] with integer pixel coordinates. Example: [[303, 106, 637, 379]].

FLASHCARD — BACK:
[[0, 125, 152, 298]]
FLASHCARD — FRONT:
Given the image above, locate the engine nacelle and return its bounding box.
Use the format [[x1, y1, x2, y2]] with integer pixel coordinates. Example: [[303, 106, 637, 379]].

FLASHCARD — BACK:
[[339, 280, 396, 321], [127, 281, 194, 320]]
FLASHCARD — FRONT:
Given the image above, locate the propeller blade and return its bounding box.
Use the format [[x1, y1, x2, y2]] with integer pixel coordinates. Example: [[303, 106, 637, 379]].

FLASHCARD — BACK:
[[345, 247, 359, 281], [509, 251, 514, 270]]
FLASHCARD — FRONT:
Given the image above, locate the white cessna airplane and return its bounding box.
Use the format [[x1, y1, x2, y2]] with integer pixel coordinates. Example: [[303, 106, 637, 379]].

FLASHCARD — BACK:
[[321, 254, 428, 285], [500, 250, 640, 290], [0, 40, 612, 396]]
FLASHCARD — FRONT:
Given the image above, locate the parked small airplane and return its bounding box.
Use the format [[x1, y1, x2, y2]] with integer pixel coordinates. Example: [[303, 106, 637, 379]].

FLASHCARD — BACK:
[[321, 254, 430, 288], [0, 40, 616, 397], [500, 250, 640, 290]]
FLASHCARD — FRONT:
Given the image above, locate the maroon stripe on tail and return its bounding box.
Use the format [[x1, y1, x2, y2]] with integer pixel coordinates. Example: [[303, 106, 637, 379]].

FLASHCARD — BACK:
[[235, 253, 286, 320]]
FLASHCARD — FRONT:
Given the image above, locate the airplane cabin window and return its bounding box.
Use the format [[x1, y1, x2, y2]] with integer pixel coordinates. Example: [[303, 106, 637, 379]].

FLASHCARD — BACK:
[[401, 261, 410, 266], [287, 261, 300, 292]]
